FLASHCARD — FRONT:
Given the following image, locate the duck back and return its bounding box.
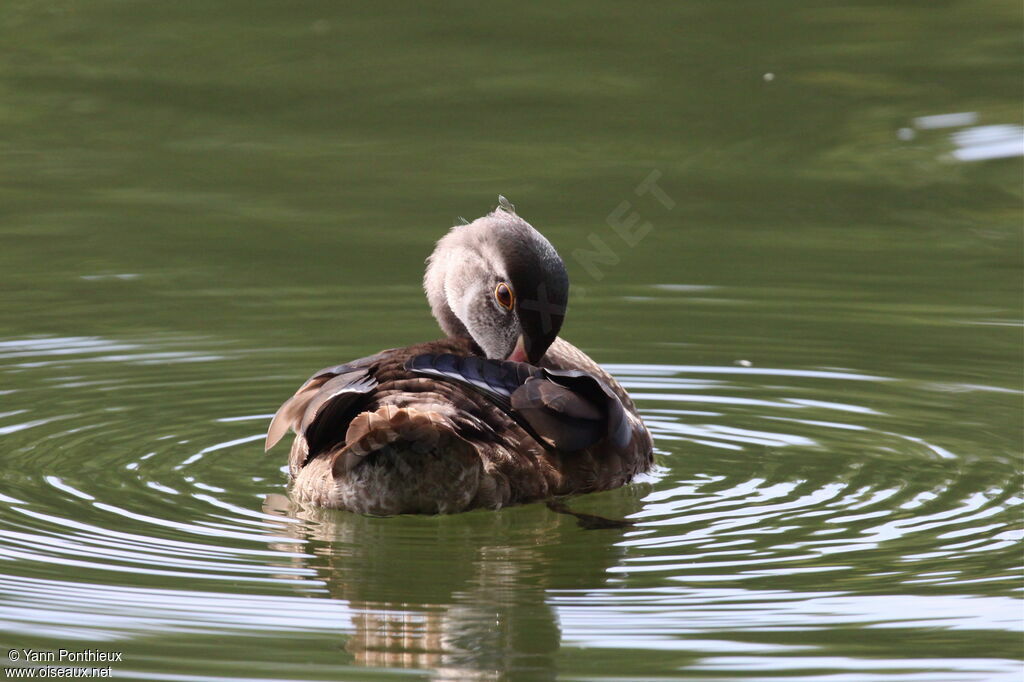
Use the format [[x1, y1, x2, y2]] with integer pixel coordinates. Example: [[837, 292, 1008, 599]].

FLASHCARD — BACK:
[[266, 337, 653, 515]]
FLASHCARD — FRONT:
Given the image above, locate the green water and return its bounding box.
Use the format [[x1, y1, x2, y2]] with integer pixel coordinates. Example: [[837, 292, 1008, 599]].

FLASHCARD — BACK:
[[1, 2, 1021, 680]]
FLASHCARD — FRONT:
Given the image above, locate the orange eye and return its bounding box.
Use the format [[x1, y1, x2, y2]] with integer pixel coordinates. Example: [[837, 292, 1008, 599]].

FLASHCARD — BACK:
[[494, 282, 515, 310]]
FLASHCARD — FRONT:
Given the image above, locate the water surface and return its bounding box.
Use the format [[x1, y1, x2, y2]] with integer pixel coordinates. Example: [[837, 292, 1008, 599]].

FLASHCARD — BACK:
[[1, 2, 1021, 680]]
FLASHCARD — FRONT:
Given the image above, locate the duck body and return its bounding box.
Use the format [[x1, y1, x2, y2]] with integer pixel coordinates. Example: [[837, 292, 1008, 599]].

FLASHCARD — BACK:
[[265, 202, 654, 515]]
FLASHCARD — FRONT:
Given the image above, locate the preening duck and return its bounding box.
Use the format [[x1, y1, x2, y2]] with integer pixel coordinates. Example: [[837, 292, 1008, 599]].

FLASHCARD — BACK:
[[265, 199, 653, 515]]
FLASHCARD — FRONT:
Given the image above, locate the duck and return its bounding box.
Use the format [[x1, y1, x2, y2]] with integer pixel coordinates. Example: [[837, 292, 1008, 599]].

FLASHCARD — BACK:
[[264, 199, 653, 515]]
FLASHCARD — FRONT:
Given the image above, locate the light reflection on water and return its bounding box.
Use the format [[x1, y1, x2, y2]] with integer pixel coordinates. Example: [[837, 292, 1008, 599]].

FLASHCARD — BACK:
[[950, 124, 1024, 162], [899, 112, 1024, 163]]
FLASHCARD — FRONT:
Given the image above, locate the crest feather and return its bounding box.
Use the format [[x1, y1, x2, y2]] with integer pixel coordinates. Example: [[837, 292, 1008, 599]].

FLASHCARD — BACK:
[[497, 195, 516, 215]]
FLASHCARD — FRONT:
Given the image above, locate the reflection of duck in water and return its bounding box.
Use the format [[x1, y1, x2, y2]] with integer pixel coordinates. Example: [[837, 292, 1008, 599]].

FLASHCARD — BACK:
[[265, 199, 653, 514], [262, 489, 644, 681]]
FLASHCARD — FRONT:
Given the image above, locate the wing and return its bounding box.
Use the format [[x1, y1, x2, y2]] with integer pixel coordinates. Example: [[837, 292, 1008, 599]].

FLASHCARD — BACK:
[[404, 353, 536, 412], [299, 372, 378, 457], [265, 352, 386, 470], [529, 368, 632, 451], [405, 353, 628, 452]]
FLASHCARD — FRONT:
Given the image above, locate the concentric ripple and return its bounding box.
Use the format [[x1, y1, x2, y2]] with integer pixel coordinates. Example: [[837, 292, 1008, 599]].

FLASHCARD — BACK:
[[0, 333, 1020, 681]]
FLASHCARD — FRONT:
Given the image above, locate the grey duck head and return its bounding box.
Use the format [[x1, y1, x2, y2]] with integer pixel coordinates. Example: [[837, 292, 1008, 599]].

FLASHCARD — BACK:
[[424, 200, 569, 364]]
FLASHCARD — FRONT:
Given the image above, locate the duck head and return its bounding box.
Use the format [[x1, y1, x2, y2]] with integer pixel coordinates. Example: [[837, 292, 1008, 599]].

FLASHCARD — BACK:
[[424, 199, 569, 364]]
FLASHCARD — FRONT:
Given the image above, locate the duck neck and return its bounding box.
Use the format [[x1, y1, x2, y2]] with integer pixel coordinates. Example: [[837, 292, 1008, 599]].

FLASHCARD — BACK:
[[425, 255, 471, 340], [431, 297, 470, 340]]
